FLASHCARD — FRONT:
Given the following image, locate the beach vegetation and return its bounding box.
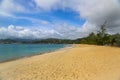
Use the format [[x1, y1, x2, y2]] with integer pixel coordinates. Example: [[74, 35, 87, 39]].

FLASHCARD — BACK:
[[80, 22, 120, 47]]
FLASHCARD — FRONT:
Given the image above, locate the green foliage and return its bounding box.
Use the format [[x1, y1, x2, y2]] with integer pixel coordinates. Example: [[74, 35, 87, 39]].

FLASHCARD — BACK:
[[80, 22, 120, 47]]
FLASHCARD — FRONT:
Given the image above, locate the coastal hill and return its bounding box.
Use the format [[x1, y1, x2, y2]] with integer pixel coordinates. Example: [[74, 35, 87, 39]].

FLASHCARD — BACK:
[[0, 38, 81, 44]]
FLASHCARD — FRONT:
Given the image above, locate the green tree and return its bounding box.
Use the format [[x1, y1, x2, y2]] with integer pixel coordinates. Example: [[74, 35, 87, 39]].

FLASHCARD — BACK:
[[80, 21, 120, 47], [96, 21, 109, 45]]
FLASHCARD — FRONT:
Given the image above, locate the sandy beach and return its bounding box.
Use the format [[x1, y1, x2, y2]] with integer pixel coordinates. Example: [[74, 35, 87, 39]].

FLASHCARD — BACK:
[[0, 44, 120, 80]]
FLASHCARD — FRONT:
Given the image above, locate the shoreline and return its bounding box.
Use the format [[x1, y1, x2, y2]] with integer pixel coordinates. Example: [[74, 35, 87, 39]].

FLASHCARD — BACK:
[[0, 44, 120, 80], [0, 44, 119, 64], [0, 44, 73, 64]]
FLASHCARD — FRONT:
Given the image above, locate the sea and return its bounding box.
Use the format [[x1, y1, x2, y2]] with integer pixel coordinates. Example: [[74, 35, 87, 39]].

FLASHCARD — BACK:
[[0, 44, 67, 62]]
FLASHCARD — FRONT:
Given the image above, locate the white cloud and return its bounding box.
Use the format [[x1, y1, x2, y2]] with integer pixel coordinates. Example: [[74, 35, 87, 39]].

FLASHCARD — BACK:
[[0, 0, 120, 39], [0, 25, 60, 39], [0, 0, 25, 13], [0, 24, 91, 39], [34, 0, 61, 11], [53, 23, 88, 39], [0, 0, 27, 16], [13, 16, 50, 26], [34, 0, 120, 34]]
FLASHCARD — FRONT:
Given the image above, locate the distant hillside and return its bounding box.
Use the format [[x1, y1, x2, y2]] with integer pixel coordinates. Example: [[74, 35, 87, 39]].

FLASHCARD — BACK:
[[0, 39, 17, 44], [0, 38, 81, 44]]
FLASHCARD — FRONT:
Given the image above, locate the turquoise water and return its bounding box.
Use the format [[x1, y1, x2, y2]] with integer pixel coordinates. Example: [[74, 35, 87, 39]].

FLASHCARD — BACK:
[[0, 44, 66, 62]]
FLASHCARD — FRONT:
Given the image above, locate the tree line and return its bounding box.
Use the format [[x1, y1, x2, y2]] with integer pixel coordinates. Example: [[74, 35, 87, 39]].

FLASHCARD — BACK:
[[80, 22, 120, 47]]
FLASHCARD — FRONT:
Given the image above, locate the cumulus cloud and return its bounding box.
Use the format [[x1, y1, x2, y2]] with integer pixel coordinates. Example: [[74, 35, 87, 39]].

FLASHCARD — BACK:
[[0, 25, 57, 39], [0, 25, 59, 39], [34, 0, 120, 34], [0, 24, 90, 39], [71, 0, 120, 33], [0, 0, 120, 39]]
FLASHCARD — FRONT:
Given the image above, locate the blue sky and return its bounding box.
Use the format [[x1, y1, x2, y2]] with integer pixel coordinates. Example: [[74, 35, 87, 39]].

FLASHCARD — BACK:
[[0, 8, 85, 27], [0, 0, 120, 39]]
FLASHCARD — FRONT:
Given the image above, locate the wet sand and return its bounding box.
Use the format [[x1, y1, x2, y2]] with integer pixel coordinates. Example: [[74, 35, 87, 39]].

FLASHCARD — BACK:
[[0, 44, 120, 80]]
